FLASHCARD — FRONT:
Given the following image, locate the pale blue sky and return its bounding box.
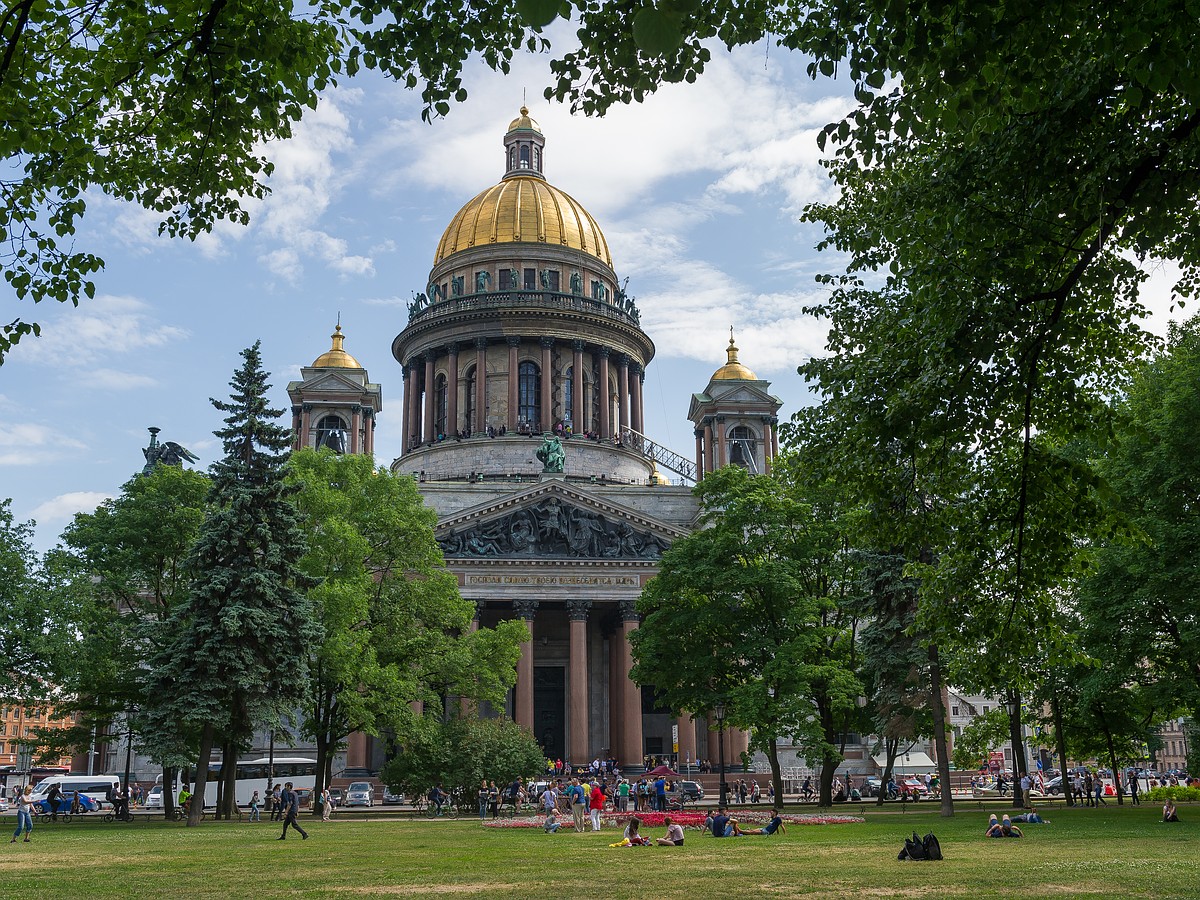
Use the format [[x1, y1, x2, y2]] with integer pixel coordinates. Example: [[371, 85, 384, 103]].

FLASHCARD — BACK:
[[1, 40, 1185, 551]]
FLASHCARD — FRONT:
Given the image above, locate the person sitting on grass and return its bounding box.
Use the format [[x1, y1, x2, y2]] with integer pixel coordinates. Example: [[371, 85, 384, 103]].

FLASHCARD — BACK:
[[625, 817, 652, 845], [734, 809, 786, 835], [710, 807, 733, 837], [985, 813, 1022, 838], [1163, 798, 1180, 823], [655, 815, 686, 846], [544, 810, 561, 833]]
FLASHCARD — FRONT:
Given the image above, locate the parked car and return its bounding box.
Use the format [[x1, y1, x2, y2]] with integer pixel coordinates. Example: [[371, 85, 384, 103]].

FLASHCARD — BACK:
[[674, 781, 705, 802], [328, 788, 345, 808], [1041, 775, 1063, 795], [382, 787, 404, 805], [294, 789, 313, 809], [0, 797, 8, 812], [345, 782, 374, 807], [145, 785, 164, 808]]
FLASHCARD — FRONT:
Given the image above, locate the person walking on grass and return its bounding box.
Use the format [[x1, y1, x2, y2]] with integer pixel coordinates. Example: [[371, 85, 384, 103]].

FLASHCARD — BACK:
[[249, 791, 261, 822], [277, 782, 308, 841], [11, 785, 33, 843]]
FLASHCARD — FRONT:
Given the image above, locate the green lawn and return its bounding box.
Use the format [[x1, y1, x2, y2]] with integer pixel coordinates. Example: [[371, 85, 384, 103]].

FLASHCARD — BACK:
[[1, 804, 1194, 898]]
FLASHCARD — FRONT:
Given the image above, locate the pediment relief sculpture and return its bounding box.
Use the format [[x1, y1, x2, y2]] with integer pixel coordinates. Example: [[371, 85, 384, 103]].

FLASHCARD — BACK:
[[438, 497, 672, 559]]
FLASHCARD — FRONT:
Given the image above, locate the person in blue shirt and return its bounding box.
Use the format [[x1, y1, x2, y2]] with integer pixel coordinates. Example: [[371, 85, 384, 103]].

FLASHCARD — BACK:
[[710, 808, 732, 837]]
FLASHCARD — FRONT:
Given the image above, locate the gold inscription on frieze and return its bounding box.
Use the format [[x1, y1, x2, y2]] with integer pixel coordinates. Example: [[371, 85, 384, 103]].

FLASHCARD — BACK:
[[465, 574, 638, 587]]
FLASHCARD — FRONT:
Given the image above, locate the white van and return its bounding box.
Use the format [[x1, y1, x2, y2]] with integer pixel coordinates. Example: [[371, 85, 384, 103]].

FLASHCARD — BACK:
[[30, 775, 121, 809]]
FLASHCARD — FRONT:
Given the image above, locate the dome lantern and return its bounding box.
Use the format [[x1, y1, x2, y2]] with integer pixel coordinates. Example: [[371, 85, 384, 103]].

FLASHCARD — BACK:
[[711, 328, 757, 381], [311, 323, 363, 369], [503, 105, 546, 181]]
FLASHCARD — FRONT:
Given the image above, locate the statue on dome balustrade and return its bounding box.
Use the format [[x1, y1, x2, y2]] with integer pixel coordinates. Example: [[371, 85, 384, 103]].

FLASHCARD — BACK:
[[507, 267, 519, 290], [569, 272, 583, 295], [451, 275, 464, 297], [475, 270, 492, 292]]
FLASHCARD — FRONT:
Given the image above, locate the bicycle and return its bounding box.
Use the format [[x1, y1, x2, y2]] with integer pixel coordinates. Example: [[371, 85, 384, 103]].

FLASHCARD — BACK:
[[102, 809, 135, 823]]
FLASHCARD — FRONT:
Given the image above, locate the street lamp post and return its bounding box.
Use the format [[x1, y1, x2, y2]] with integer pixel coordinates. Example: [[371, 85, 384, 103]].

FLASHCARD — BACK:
[[715, 701, 728, 808]]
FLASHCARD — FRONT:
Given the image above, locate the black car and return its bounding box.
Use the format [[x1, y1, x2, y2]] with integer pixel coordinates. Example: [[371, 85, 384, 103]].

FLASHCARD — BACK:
[[674, 781, 705, 802], [328, 788, 345, 807]]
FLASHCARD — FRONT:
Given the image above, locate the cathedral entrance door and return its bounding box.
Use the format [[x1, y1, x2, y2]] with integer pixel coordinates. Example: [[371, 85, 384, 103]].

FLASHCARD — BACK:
[[534, 666, 566, 761]]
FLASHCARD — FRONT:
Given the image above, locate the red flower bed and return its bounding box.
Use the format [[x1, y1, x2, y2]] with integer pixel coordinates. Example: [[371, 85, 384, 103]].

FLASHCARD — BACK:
[[482, 810, 865, 829]]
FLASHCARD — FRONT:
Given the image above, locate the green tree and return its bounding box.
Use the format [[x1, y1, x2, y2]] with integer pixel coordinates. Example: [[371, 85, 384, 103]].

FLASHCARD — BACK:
[[0, 499, 45, 697], [380, 716, 544, 807], [854, 551, 934, 806], [144, 342, 319, 826], [48, 465, 209, 816], [286, 448, 523, 805], [631, 462, 862, 807], [951, 708, 1010, 773], [1079, 317, 1200, 714]]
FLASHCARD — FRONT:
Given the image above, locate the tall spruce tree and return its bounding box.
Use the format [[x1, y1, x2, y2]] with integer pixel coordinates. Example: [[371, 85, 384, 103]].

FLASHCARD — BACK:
[[144, 342, 319, 826]]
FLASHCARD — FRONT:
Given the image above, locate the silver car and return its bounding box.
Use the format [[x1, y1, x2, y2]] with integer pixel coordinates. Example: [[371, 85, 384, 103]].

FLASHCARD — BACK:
[[344, 781, 374, 807]]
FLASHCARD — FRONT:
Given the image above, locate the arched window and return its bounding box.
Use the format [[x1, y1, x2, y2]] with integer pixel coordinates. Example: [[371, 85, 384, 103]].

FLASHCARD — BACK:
[[315, 415, 348, 454], [534, 147, 541, 171], [518, 361, 540, 427], [728, 425, 759, 472], [509, 147, 516, 170], [434, 374, 447, 439], [465, 366, 477, 434], [520, 145, 530, 168]]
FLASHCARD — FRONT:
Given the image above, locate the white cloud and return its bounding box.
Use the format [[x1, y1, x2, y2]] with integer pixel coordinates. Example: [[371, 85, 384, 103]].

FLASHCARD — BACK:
[[30, 491, 113, 525], [86, 369, 159, 390], [7, 294, 187, 368]]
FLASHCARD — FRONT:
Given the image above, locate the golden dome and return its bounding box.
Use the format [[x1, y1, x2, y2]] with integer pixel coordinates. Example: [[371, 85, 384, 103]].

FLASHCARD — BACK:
[[311, 324, 362, 368], [434, 176, 613, 268], [711, 331, 757, 381], [507, 106, 542, 134]]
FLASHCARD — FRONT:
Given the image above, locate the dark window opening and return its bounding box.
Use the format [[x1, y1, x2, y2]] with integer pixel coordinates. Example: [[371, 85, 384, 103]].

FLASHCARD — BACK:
[[518, 361, 540, 427]]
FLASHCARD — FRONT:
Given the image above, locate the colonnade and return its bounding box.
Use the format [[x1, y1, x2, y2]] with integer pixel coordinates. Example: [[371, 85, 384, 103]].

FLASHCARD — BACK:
[[291, 403, 377, 454], [694, 415, 780, 479], [481, 600, 751, 770], [401, 338, 647, 454]]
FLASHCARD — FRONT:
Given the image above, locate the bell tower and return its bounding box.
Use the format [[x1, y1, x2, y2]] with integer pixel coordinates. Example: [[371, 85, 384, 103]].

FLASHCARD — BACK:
[[287, 324, 383, 455], [688, 330, 782, 478]]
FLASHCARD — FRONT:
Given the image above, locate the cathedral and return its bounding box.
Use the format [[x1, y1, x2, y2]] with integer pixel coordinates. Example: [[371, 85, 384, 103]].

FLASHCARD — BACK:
[[288, 108, 783, 774]]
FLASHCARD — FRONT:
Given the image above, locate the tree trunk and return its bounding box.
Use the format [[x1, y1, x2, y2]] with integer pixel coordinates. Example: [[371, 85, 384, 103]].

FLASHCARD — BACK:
[[189, 723, 215, 827], [1099, 712, 1124, 806], [877, 735, 899, 807], [1007, 691, 1026, 809], [927, 643, 955, 817], [314, 728, 329, 818], [222, 740, 238, 818], [765, 736, 783, 809], [1049, 685, 1073, 807], [163, 764, 176, 819]]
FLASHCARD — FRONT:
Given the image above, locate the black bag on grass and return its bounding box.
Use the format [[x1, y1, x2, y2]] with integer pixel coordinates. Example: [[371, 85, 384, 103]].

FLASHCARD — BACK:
[[898, 830, 942, 861]]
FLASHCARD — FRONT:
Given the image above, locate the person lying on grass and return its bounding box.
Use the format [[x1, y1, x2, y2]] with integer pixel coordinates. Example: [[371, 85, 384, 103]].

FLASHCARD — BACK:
[[733, 810, 786, 836], [985, 814, 1022, 838], [1010, 806, 1049, 824]]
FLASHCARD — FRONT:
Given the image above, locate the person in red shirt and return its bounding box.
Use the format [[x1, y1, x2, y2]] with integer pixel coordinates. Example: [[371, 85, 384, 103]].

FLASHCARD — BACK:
[[589, 782, 605, 831]]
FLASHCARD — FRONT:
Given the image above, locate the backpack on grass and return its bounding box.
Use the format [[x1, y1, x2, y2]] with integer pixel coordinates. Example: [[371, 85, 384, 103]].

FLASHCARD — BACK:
[[898, 831, 943, 861]]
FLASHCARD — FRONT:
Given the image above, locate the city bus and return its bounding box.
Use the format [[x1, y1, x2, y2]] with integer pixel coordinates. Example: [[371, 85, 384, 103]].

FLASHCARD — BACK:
[[164, 757, 318, 808]]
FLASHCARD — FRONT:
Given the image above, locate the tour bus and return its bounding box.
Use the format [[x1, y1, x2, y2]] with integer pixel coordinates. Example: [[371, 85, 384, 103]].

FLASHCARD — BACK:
[[163, 757, 318, 808], [29, 774, 122, 809]]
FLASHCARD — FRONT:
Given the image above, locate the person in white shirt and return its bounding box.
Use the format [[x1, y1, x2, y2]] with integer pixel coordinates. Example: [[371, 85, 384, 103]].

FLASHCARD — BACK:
[[655, 815, 686, 846]]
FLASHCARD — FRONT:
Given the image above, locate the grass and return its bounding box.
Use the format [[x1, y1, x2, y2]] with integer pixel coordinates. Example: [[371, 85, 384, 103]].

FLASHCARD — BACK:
[[1, 803, 1195, 899]]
